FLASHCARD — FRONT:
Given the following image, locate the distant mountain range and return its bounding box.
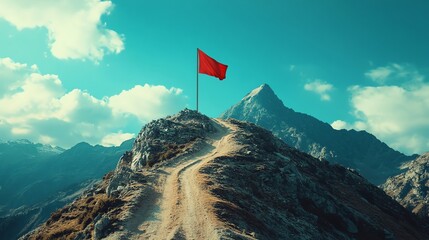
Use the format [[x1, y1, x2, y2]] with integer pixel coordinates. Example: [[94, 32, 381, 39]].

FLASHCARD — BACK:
[[221, 84, 415, 184], [0, 140, 64, 212], [0, 139, 133, 239]]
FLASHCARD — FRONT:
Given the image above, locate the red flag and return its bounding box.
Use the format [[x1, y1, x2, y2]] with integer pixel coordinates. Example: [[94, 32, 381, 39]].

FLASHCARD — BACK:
[[198, 49, 228, 80]]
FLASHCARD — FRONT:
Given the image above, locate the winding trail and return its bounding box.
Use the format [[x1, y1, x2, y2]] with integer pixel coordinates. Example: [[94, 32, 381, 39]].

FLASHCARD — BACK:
[[125, 119, 240, 240]]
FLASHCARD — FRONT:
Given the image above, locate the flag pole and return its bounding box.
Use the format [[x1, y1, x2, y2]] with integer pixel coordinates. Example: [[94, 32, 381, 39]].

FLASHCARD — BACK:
[[196, 48, 199, 112]]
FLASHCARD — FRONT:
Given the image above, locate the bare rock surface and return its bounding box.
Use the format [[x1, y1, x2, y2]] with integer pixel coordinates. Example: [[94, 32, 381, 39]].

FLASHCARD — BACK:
[[382, 153, 429, 218]]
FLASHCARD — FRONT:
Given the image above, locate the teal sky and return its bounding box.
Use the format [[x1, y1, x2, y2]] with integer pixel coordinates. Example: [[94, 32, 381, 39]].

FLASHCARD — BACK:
[[0, 0, 428, 154]]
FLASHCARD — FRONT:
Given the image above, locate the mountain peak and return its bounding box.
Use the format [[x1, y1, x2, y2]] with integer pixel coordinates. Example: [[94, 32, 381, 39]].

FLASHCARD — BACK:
[[221, 84, 413, 184], [131, 107, 216, 170], [245, 83, 273, 97], [8, 139, 33, 145], [220, 84, 286, 121], [167, 108, 209, 122], [243, 83, 279, 103]]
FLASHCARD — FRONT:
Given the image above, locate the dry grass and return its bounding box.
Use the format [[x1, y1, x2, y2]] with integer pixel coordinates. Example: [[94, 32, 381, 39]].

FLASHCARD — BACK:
[[148, 143, 191, 167], [28, 192, 123, 240]]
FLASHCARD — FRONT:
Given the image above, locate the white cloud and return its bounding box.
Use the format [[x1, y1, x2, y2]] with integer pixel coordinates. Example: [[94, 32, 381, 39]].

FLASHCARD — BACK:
[[56, 89, 111, 123], [0, 0, 124, 62], [364, 66, 392, 84], [304, 79, 333, 101], [109, 85, 185, 122], [101, 132, 134, 147], [331, 120, 350, 130], [339, 64, 429, 154], [0, 57, 187, 148], [365, 63, 424, 85], [1, 57, 27, 70], [349, 85, 429, 154], [0, 57, 32, 98]]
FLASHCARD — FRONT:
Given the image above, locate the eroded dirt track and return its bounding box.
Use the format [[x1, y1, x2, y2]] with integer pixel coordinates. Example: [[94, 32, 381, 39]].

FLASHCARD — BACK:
[[123, 119, 240, 240]]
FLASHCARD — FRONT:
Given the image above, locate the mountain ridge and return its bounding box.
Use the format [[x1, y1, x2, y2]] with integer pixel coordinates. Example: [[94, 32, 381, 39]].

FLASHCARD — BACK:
[[24, 109, 429, 240], [0, 138, 133, 239], [221, 84, 414, 184]]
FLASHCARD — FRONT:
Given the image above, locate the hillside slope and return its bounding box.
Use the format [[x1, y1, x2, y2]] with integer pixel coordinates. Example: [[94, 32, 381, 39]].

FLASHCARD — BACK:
[[23, 109, 429, 240]]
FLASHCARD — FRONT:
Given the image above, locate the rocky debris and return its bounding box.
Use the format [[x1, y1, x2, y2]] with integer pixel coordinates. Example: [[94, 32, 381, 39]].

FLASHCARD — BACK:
[[93, 215, 109, 239], [220, 84, 414, 184], [106, 151, 138, 198], [382, 153, 429, 218], [24, 109, 429, 239], [106, 164, 134, 198]]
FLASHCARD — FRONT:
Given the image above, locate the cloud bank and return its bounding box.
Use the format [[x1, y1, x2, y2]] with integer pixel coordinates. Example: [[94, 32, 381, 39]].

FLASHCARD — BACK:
[[0, 0, 124, 62], [0, 58, 187, 148], [332, 64, 429, 155]]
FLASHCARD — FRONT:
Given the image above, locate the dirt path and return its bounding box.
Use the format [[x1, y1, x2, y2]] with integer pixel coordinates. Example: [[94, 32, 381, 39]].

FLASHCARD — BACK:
[[124, 119, 240, 240]]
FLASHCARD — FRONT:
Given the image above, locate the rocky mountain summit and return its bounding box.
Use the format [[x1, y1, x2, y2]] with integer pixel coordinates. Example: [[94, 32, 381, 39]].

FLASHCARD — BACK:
[[382, 153, 429, 218], [221, 84, 414, 184], [24, 109, 429, 240]]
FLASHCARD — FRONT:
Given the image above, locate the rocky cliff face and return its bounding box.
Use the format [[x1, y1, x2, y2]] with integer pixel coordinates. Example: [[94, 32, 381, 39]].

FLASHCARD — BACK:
[[221, 84, 414, 184], [23, 109, 429, 240], [382, 153, 429, 218]]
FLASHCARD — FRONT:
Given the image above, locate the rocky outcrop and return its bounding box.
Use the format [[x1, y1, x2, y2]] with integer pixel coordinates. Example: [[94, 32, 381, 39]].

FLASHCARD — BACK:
[[130, 109, 215, 170], [93, 215, 110, 240], [23, 109, 429, 240], [106, 109, 216, 198], [382, 153, 429, 218], [220, 84, 415, 184]]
